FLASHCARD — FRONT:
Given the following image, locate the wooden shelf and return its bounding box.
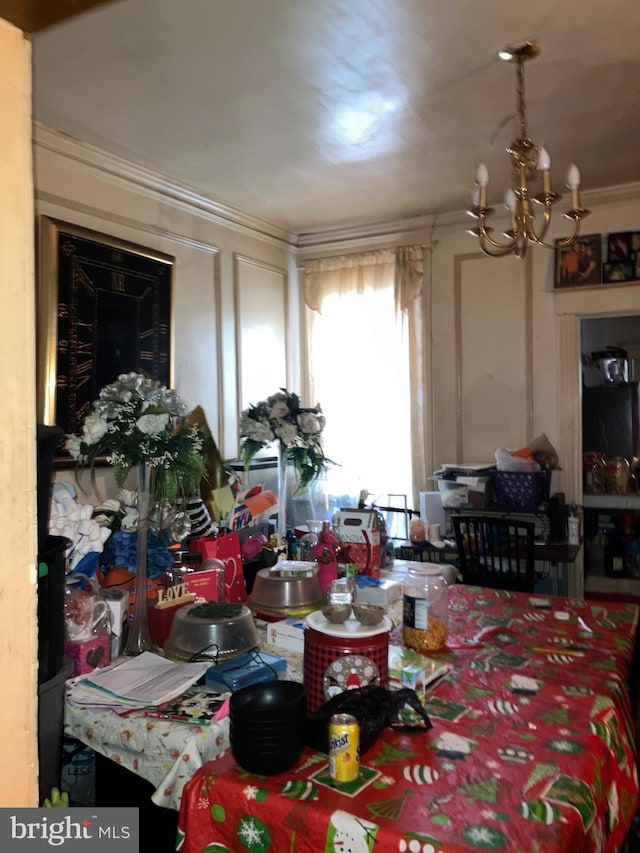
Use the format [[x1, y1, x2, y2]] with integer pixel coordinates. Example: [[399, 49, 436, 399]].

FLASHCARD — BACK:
[[583, 494, 640, 510]]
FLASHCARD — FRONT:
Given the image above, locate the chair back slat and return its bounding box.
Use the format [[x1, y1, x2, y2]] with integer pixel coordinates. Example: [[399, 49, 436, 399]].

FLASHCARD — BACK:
[[452, 515, 536, 593]]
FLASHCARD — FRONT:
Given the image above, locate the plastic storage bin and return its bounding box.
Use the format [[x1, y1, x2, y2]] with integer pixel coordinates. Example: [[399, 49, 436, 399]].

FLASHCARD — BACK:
[[38, 656, 74, 804]]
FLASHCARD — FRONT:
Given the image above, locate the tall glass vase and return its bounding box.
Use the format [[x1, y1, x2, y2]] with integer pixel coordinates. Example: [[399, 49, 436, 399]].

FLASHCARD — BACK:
[[276, 444, 288, 538], [123, 461, 159, 656]]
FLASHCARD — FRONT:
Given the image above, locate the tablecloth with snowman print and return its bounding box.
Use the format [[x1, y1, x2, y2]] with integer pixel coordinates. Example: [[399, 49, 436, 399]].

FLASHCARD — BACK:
[[177, 585, 639, 853]]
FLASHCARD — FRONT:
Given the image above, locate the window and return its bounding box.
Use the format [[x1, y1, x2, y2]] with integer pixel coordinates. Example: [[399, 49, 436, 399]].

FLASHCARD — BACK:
[[303, 247, 425, 528]]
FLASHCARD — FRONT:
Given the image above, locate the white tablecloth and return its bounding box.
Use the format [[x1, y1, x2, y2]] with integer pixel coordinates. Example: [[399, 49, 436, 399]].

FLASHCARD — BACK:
[[63, 629, 304, 810]]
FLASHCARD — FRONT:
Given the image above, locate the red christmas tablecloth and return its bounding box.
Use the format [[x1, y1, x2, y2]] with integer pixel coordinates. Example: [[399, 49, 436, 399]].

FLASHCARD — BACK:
[[177, 586, 639, 852]]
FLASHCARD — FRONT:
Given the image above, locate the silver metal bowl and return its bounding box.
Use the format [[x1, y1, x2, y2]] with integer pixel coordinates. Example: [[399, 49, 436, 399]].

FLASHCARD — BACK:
[[248, 567, 324, 617], [163, 602, 259, 662]]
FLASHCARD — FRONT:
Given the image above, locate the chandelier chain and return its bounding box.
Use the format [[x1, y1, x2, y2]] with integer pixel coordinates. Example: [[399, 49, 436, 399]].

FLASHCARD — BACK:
[[516, 58, 528, 141]]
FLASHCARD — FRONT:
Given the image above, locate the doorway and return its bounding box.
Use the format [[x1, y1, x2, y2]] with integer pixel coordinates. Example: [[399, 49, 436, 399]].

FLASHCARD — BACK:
[[580, 314, 640, 603]]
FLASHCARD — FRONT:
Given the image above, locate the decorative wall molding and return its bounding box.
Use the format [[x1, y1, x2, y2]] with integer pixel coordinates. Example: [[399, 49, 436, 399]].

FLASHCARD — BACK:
[[294, 183, 640, 254], [232, 253, 289, 416], [34, 123, 293, 249], [454, 251, 532, 461], [36, 190, 223, 255]]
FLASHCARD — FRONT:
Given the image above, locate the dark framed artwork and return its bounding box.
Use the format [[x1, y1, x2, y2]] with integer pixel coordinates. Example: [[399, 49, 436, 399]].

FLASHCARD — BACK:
[[37, 217, 174, 460], [554, 234, 602, 289], [603, 261, 635, 284], [607, 232, 631, 261]]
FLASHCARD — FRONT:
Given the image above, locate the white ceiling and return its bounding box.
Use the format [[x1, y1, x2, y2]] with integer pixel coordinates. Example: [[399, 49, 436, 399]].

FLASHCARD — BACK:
[[32, 0, 640, 236]]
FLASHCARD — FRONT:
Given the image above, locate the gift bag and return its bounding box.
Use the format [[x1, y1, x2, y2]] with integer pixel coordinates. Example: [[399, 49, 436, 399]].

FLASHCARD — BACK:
[[190, 533, 247, 603]]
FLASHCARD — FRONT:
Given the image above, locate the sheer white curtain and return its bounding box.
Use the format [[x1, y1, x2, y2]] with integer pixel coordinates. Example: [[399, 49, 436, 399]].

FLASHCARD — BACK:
[[303, 247, 426, 516]]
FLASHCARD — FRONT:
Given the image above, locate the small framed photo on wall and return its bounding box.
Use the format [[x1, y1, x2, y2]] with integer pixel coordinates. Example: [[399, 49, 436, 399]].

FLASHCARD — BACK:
[[607, 232, 632, 261], [603, 261, 635, 284], [554, 233, 602, 288]]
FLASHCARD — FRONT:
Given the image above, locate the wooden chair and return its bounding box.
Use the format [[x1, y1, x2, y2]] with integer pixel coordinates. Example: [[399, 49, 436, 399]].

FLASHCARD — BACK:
[[451, 514, 536, 593]]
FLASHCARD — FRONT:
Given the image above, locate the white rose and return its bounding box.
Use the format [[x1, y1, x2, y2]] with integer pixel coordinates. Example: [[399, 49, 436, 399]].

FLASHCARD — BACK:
[[82, 412, 109, 445], [269, 400, 290, 419], [275, 422, 298, 447], [297, 412, 323, 434], [136, 413, 170, 435], [241, 416, 273, 443], [65, 435, 87, 462]]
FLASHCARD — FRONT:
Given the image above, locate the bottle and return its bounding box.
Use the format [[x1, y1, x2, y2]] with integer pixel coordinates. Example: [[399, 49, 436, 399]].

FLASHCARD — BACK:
[[605, 526, 625, 578], [625, 530, 640, 579], [403, 565, 448, 652], [588, 529, 606, 576], [286, 529, 298, 560], [315, 521, 339, 595], [299, 531, 318, 562], [605, 456, 630, 495], [567, 504, 580, 546], [583, 452, 606, 495]]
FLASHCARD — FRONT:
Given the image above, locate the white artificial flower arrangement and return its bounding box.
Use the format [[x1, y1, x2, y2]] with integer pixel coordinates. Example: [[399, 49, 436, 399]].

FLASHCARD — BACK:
[[66, 372, 207, 503], [239, 389, 331, 493]]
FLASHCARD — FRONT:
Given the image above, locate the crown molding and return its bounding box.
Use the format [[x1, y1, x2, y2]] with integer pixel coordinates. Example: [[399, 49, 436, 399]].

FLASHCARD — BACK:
[[34, 124, 640, 256], [293, 181, 640, 253], [33, 123, 294, 249]]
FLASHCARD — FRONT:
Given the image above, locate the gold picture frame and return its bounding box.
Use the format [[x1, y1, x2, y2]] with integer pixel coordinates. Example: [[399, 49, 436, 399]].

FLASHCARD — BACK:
[[37, 216, 174, 461]]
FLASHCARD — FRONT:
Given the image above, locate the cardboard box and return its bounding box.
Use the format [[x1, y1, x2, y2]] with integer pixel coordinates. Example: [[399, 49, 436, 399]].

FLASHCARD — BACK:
[[354, 577, 402, 606], [388, 644, 451, 698], [265, 617, 306, 654], [334, 509, 381, 577]]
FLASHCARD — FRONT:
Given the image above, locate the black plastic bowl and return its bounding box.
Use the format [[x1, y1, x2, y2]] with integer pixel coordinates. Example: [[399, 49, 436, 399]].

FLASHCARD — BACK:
[[231, 741, 305, 776], [230, 680, 306, 720]]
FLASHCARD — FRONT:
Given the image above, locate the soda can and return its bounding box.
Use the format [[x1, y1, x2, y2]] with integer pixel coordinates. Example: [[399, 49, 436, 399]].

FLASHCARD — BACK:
[[328, 713, 360, 784]]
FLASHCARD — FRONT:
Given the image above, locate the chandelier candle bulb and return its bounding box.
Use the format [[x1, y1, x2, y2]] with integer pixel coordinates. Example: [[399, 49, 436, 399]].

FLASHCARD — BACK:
[[538, 147, 552, 194], [566, 163, 581, 209], [538, 146, 551, 171], [475, 162, 489, 208], [475, 162, 489, 186]]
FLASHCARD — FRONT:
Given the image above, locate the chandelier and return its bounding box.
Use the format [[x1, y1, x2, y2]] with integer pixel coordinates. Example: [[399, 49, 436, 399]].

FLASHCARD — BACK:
[[467, 40, 589, 259]]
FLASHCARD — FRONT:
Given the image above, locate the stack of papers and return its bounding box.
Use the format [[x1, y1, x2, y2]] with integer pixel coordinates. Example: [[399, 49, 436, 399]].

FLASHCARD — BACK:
[[67, 652, 212, 714], [434, 462, 496, 478]]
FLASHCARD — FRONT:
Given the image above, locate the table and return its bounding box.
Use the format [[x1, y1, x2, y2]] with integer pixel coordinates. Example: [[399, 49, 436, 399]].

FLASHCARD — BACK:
[[63, 640, 304, 810], [177, 585, 639, 853]]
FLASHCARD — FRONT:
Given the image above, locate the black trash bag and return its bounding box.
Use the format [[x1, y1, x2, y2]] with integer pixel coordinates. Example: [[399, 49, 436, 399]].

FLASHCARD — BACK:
[[305, 685, 432, 756]]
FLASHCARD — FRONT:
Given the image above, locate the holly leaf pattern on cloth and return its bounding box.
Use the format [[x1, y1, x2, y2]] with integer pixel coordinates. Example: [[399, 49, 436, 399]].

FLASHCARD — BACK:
[[459, 776, 499, 804]]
